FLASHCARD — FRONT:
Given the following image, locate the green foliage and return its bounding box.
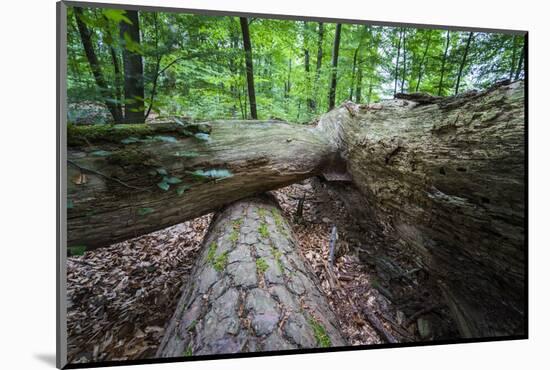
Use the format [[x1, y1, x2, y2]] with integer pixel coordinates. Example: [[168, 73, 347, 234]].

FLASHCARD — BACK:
[[309, 318, 331, 348], [271, 247, 284, 273], [206, 242, 217, 263], [256, 258, 269, 274], [156, 181, 170, 191], [183, 345, 193, 356], [173, 151, 200, 158], [90, 150, 112, 157], [67, 6, 524, 124], [191, 169, 233, 180], [213, 251, 229, 272], [258, 222, 269, 238]]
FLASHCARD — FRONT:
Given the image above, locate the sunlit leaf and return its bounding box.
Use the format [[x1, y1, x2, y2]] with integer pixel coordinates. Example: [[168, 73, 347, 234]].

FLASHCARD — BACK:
[[90, 150, 112, 157], [194, 133, 211, 142], [173, 151, 200, 158], [191, 169, 233, 179], [154, 135, 178, 143], [102, 9, 132, 25], [157, 181, 170, 191], [121, 137, 140, 144], [156, 168, 168, 176], [163, 176, 182, 184]]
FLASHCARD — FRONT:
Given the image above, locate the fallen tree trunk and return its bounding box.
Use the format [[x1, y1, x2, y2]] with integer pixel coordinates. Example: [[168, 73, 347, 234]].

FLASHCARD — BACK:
[[67, 120, 341, 249], [156, 195, 346, 357], [68, 81, 525, 339]]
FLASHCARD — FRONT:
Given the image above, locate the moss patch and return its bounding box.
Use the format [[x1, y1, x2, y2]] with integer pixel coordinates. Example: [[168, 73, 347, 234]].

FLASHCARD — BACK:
[[107, 147, 158, 168], [183, 345, 193, 357], [310, 318, 331, 348], [213, 251, 229, 272], [271, 248, 284, 273], [271, 208, 288, 236], [256, 258, 269, 274], [68, 123, 155, 146], [206, 242, 217, 263], [258, 222, 269, 238]]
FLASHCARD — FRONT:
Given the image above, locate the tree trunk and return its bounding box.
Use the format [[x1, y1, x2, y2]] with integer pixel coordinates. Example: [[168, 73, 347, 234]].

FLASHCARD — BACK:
[[355, 66, 363, 103], [400, 30, 407, 93], [349, 48, 359, 101], [328, 24, 342, 111], [515, 43, 525, 81], [304, 22, 316, 111], [454, 32, 474, 95], [393, 29, 403, 96], [239, 17, 257, 119], [73, 7, 123, 123], [67, 81, 525, 340], [156, 195, 347, 357], [119, 10, 145, 123], [415, 33, 432, 92], [438, 30, 451, 96]]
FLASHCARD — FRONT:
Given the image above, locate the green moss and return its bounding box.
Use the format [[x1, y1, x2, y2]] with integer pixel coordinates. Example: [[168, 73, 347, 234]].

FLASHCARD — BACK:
[[258, 222, 269, 238], [310, 318, 331, 348], [206, 242, 217, 263], [271, 208, 288, 235], [187, 320, 197, 332], [213, 251, 229, 272], [107, 148, 157, 168], [183, 345, 193, 357], [257, 207, 266, 219], [271, 248, 284, 273], [256, 258, 269, 274], [229, 218, 242, 244], [68, 123, 155, 146]]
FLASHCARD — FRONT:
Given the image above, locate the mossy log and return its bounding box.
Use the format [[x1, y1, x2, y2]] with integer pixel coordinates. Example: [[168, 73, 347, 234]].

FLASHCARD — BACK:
[[156, 195, 346, 357], [67, 81, 525, 339]]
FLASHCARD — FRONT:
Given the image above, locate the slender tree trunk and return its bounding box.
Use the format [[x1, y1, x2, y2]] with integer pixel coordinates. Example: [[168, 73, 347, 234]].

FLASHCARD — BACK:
[[515, 42, 525, 81], [415, 33, 432, 92], [303, 22, 316, 111], [157, 195, 347, 356], [145, 13, 162, 120], [393, 29, 403, 96], [355, 66, 363, 103], [313, 22, 324, 110], [328, 24, 342, 111], [438, 30, 451, 96], [119, 10, 145, 123], [349, 48, 359, 100], [509, 35, 519, 80], [73, 7, 123, 123], [454, 32, 474, 95], [108, 46, 123, 116], [400, 30, 407, 93], [239, 17, 258, 119]]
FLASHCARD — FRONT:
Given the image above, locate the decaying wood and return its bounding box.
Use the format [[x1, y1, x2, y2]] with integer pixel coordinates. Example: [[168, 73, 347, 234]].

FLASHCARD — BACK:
[[68, 81, 525, 339], [157, 195, 346, 357], [363, 309, 398, 344]]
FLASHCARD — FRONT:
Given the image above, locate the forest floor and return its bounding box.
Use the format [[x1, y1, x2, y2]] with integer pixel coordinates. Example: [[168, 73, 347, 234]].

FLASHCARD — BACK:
[[66, 178, 455, 364]]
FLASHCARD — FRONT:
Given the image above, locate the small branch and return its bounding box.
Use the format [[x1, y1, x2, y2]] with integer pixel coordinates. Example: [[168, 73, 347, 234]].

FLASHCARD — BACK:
[[363, 309, 398, 343], [67, 160, 151, 191]]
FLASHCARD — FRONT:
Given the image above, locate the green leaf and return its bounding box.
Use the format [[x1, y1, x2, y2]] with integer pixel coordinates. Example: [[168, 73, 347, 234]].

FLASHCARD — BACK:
[[163, 176, 182, 184], [90, 150, 112, 157], [121, 136, 140, 144], [102, 9, 132, 25], [173, 151, 200, 158], [174, 117, 187, 126], [137, 207, 154, 216], [156, 168, 168, 176], [191, 169, 233, 179], [157, 181, 170, 191], [68, 245, 87, 256], [67, 199, 74, 209], [154, 135, 178, 143], [176, 185, 191, 196], [194, 133, 211, 142]]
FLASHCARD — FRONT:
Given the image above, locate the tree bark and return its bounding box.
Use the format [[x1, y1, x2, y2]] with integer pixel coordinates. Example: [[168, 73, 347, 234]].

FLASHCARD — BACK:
[[67, 81, 525, 339], [119, 10, 145, 123], [438, 30, 451, 96], [514, 43, 525, 81], [454, 32, 474, 95], [400, 30, 407, 93], [328, 24, 342, 111], [393, 29, 403, 96], [240, 17, 258, 119], [156, 195, 346, 357], [73, 7, 123, 123], [349, 48, 359, 101]]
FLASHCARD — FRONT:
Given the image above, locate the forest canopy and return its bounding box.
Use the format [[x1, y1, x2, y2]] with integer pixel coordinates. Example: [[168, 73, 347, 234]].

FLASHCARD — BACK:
[[67, 6, 525, 124]]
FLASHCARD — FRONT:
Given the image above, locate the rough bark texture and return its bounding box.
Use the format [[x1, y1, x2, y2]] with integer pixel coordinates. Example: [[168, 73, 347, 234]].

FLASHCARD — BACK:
[[67, 120, 339, 249], [120, 10, 145, 123], [322, 80, 525, 338], [156, 195, 346, 357], [67, 81, 525, 340]]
